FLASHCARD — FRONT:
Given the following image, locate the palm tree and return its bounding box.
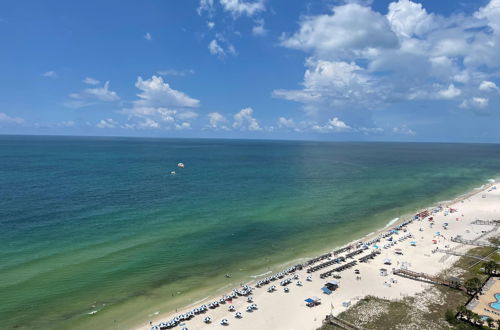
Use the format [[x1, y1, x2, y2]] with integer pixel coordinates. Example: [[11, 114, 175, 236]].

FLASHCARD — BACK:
[[464, 277, 482, 294], [464, 308, 473, 321], [485, 316, 494, 328], [456, 305, 467, 319], [484, 260, 498, 275], [471, 312, 483, 326]]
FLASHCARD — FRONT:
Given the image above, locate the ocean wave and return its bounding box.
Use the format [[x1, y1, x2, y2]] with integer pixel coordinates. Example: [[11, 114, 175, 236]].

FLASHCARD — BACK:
[[250, 270, 272, 278], [488, 179, 496, 183], [188, 296, 210, 307], [384, 217, 399, 228]]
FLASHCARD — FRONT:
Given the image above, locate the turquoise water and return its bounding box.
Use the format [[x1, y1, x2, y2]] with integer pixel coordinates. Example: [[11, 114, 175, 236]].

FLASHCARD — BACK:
[[490, 293, 500, 311], [2, 136, 500, 329]]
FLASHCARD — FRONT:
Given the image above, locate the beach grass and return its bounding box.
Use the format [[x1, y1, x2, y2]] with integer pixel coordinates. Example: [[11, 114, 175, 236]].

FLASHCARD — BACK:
[[318, 239, 500, 330]]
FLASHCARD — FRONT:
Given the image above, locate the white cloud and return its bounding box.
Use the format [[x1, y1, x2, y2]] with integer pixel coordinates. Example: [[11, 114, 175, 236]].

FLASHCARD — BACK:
[[85, 82, 120, 101], [83, 77, 100, 85], [436, 84, 461, 99], [281, 3, 398, 59], [273, 59, 375, 114], [277, 117, 296, 129], [386, 0, 435, 38], [209, 39, 225, 56], [197, 0, 214, 15], [311, 117, 352, 133], [479, 80, 499, 92], [157, 69, 195, 77], [69, 81, 120, 108], [145, 32, 152, 41], [219, 0, 265, 17], [42, 71, 57, 78], [473, 97, 489, 108], [0, 113, 24, 124], [460, 97, 489, 109], [207, 21, 215, 29], [233, 107, 261, 131], [175, 122, 192, 130], [207, 112, 229, 130], [252, 19, 267, 36], [118, 76, 200, 130], [134, 76, 199, 108], [392, 125, 416, 136], [96, 118, 118, 128], [276, 0, 500, 116]]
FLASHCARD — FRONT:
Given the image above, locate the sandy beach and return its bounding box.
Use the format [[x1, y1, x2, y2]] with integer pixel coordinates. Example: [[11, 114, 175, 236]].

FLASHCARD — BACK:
[[138, 181, 500, 330]]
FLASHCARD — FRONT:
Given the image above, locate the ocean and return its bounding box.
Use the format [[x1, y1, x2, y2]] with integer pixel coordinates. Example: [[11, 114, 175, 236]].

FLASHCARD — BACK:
[[1, 135, 500, 329]]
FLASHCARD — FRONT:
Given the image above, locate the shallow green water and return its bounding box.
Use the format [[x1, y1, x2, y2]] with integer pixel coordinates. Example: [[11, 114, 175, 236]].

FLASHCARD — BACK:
[[1, 136, 500, 329]]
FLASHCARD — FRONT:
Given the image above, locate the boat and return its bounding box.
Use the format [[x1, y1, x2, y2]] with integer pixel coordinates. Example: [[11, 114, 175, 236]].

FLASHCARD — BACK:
[[177, 163, 185, 168]]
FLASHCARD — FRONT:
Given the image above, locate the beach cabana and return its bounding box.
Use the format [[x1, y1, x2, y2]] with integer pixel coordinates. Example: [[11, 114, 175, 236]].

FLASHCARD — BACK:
[[380, 268, 388, 276], [305, 297, 321, 307], [321, 287, 332, 295], [383, 258, 392, 265]]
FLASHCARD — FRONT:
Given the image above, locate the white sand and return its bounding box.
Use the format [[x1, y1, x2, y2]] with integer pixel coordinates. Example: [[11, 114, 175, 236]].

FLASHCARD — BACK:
[[137, 182, 500, 330]]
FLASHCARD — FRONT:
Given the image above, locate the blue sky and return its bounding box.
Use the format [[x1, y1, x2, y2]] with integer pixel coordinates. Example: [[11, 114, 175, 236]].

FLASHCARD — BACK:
[[1, 0, 500, 142]]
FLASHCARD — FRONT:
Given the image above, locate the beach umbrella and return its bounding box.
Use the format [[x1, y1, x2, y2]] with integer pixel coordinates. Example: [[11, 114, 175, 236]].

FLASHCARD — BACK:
[[235, 312, 242, 318], [204, 317, 211, 323], [246, 306, 253, 312], [247, 296, 253, 302], [228, 305, 235, 311]]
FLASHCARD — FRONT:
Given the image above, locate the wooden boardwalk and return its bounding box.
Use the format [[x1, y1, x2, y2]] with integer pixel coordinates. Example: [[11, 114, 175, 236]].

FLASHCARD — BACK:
[[435, 248, 490, 262], [450, 236, 497, 248], [324, 314, 362, 330], [471, 219, 500, 226], [393, 268, 462, 290]]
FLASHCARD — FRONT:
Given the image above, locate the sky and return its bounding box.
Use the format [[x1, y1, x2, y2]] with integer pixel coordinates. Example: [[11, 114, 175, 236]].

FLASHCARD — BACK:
[[1, 0, 500, 142]]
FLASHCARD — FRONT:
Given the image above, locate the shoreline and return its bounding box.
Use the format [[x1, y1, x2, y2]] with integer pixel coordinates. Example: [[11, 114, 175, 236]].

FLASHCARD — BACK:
[[137, 178, 499, 330]]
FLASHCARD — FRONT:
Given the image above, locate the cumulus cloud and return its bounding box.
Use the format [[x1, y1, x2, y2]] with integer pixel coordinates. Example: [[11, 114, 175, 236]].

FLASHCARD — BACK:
[[157, 69, 195, 77], [392, 125, 416, 136], [233, 107, 261, 131], [209, 39, 225, 56], [436, 84, 461, 99], [208, 39, 236, 57], [311, 117, 352, 133], [96, 118, 118, 128], [134, 76, 199, 108], [219, 0, 265, 17], [0, 112, 25, 124], [275, 0, 500, 116], [83, 77, 100, 85], [144, 32, 152, 41], [277, 117, 296, 129], [460, 97, 489, 109], [281, 3, 398, 59], [69, 81, 120, 104], [273, 59, 376, 114], [207, 112, 229, 130], [479, 81, 499, 92], [42, 71, 57, 78], [386, 0, 435, 38], [118, 76, 200, 130], [252, 19, 267, 36]]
